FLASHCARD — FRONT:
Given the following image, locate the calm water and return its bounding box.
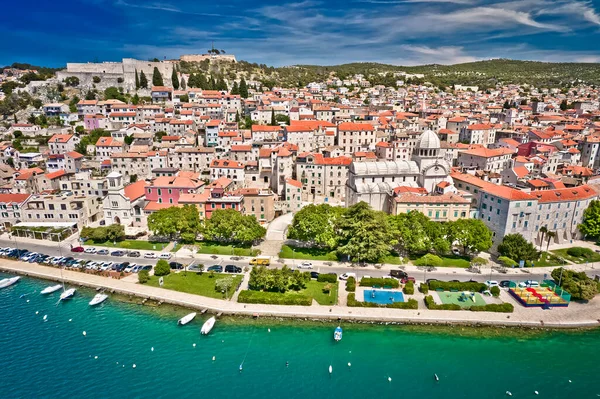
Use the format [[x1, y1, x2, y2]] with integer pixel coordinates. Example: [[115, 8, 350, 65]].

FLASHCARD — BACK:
[[2, 274, 600, 399]]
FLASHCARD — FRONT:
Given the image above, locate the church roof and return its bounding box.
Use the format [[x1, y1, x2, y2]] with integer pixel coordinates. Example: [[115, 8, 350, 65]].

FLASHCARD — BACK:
[[416, 130, 441, 150], [350, 160, 419, 176]]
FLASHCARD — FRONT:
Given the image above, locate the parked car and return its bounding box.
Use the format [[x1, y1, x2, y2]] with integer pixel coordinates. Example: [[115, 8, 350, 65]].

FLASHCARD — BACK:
[[207, 265, 223, 273], [140, 265, 153, 272], [523, 280, 540, 288], [390, 269, 408, 279], [297, 262, 314, 269], [225, 265, 242, 273], [158, 253, 172, 260], [111, 250, 126, 257], [499, 280, 511, 288], [128, 251, 141, 258], [71, 246, 84, 253], [310, 271, 320, 279], [131, 265, 142, 273], [124, 263, 137, 273], [401, 277, 416, 284], [100, 262, 113, 271], [339, 272, 356, 280], [97, 249, 109, 255], [84, 247, 97, 254], [485, 280, 499, 287], [114, 262, 129, 272], [144, 252, 157, 259], [169, 262, 184, 270], [452, 248, 461, 256]]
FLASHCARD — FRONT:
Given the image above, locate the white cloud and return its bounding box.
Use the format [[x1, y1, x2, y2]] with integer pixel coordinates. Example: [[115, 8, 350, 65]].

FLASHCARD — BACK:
[[400, 45, 479, 64]]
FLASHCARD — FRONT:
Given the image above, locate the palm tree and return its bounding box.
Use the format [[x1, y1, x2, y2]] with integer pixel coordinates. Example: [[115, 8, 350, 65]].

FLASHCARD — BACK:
[[539, 226, 548, 251], [546, 231, 556, 252]]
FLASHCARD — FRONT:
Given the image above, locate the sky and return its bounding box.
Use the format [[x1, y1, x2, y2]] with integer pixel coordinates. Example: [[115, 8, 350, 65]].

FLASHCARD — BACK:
[[1, 0, 600, 67]]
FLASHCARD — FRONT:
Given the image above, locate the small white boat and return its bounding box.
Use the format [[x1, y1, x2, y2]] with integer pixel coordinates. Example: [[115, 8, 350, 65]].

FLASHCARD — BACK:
[[329, 365, 332, 374], [201, 316, 216, 335], [0, 276, 20, 289], [60, 288, 76, 301], [334, 326, 343, 341], [89, 293, 108, 306], [178, 312, 197, 326], [41, 284, 63, 295]]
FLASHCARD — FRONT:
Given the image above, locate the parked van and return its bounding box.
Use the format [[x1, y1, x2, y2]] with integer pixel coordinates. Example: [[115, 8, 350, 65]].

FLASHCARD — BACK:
[[250, 256, 270, 266]]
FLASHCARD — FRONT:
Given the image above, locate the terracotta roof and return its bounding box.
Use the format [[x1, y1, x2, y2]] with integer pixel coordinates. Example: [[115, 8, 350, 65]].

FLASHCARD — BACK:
[[48, 134, 73, 144], [338, 122, 374, 131], [251, 125, 281, 132], [286, 178, 302, 188], [45, 169, 68, 180], [65, 151, 84, 159], [0, 193, 30, 204], [460, 147, 514, 158], [466, 123, 494, 130], [451, 172, 534, 201], [394, 192, 470, 204], [531, 185, 597, 203], [513, 166, 529, 178], [231, 145, 252, 152], [210, 159, 244, 169], [124, 180, 148, 201], [96, 137, 123, 147]]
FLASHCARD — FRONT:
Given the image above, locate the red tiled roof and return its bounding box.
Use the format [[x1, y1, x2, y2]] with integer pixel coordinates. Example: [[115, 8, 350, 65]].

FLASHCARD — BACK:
[[338, 122, 374, 131], [531, 186, 597, 203], [45, 169, 67, 180], [286, 178, 302, 188], [0, 193, 30, 204]]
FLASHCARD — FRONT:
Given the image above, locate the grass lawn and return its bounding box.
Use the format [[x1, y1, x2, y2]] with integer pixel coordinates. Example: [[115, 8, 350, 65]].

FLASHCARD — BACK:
[[551, 248, 600, 264], [279, 245, 338, 261], [534, 252, 565, 267], [409, 253, 471, 268], [146, 272, 243, 299], [85, 240, 168, 251], [194, 241, 259, 257], [171, 243, 182, 253], [438, 291, 487, 308], [301, 280, 338, 305]]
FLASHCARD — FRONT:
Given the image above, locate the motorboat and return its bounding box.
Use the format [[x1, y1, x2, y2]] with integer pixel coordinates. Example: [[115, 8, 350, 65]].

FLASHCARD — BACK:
[[59, 288, 76, 301], [40, 284, 63, 295], [89, 293, 108, 306], [334, 326, 343, 342], [178, 312, 197, 326], [201, 316, 216, 335], [0, 276, 20, 289]]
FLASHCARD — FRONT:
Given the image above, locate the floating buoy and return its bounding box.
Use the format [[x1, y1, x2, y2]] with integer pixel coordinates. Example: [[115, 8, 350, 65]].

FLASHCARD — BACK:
[[348, 362, 351, 367], [35, 311, 39, 315], [116, 362, 119, 364], [268, 328, 271, 332], [193, 343, 196, 347], [212, 356, 216, 361], [132, 364, 136, 368], [69, 319, 72, 322], [94, 356, 98, 359], [26, 299, 30, 303], [239, 364, 243, 372], [569, 380, 572, 383], [43, 315, 47, 321], [535, 391, 539, 395], [151, 347, 154, 352], [122, 365, 124, 368], [82, 331, 87, 336], [506, 391, 512, 396], [434, 374, 439, 381], [329, 365, 332, 374], [388, 377, 392, 382]]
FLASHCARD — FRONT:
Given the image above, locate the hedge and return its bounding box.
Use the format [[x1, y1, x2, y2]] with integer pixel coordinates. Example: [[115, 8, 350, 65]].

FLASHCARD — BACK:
[[566, 247, 595, 258], [419, 283, 429, 294], [490, 286, 500, 297], [403, 282, 414, 295], [424, 295, 462, 310], [347, 293, 418, 309], [360, 277, 399, 288], [346, 276, 356, 292], [470, 303, 514, 313], [317, 273, 337, 283], [428, 280, 486, 292], [237, 290, 312, 306]]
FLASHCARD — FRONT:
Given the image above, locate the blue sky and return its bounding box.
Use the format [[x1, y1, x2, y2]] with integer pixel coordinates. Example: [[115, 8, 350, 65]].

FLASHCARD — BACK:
[[1, 0, 600, 67]]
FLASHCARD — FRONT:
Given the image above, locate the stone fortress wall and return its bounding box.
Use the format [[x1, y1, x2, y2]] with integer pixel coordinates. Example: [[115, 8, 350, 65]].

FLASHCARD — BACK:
[[180, 54, 237, 63]]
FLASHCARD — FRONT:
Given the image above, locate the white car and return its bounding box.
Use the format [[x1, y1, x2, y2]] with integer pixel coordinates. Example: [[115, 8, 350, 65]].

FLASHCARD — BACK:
[[297, 262, 314, 269], [51, 256, 65, 265], [158, 253, 172, 260], [124, 263, 137, 273], [144, 252, 158, 259], [84, 247, 97, 254], [485, 280, 499, 287], [519, 280, 540, 288], [100, 262, 113, 271], [85, 261, 97, 270], [340, 272, 356, 280]]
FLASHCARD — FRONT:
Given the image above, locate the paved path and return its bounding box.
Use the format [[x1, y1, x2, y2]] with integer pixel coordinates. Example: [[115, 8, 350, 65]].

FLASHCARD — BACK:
[[2, 260, 600, 328], [265, 212, 294, 241]]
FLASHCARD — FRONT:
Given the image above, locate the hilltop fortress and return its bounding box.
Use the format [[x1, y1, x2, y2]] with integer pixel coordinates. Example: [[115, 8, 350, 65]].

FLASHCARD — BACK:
[[180, 54, 237, 63]]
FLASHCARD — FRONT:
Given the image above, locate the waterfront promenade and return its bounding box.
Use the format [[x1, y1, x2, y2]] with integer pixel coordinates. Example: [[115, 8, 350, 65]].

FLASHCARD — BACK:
[[2, 260, 599, 329]]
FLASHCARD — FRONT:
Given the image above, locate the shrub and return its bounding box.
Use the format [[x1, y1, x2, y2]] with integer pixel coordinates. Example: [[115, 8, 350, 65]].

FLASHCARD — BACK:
[[498, 256, 517, 268], [317, 273, 337, 283], [138, 270, 150, 284], [93, 76, 101, 83], [413, 254, 443, 267], [154, 260, 170, 276], [237, 290, 312, 305], [419, 283, 429, 294], [346, 276, 356, 292], [347, 293, 418, 309], [566, 247, 594, 259], [322, 283, 332, 294], [359, 277, 399, 288], [428, 280, 486, 292], [424, 295, 462, 310], [403, 282, 414, 295], [490, 286, 500, 297], [470, 303, 514, 313]]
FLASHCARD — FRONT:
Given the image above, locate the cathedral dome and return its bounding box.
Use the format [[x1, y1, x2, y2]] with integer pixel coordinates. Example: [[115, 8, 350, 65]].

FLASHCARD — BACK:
[[416, 129, 441, 150]]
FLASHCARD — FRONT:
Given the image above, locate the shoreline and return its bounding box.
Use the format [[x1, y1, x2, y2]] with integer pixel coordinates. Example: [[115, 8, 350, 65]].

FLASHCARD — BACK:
[[2, 260, 600, 330]]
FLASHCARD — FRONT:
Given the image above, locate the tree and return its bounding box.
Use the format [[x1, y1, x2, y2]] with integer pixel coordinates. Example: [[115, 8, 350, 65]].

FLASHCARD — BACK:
[[180, 94, 189, 103], [152, 67, 164, 86], [203, 209, 266, 245], [32, 98, 42, 109], [154, 260, 171, 276], [93, 76, 101, 83], [64, 76, 80, 87], [413, 254, 443, 267], [287, 204, 345, 249], [154, 131, 167, 141], [539, 226, 548, 250], [448, 219, 492, 255], [497, 233, 538, 262], [546, 231, 556, 252], [171, 68, 179, 89], [139, 70, 148, 88], [270, 109, 276, 126], [231, 81, 239, 95], [131, 93, 140, 105], [239, 77, 248, 98], [6, 157, 14, 168], [337, 202, 391, 263], [275, 114, 290, 125], [135, 69, 140, 89], [138, 270, 150, 284], [104, 86, 125, 101], [180, 77, 186, 90], [147, 205, 201, 242], [215, 276, 235, 296], [560, 99, 568, 111], [69, 96, 79, 113], [124, 135, 134, 145], [551, 267, 598, 301], [578, 200, 600, 239], [498, 256, 517, 268], [106, 223, 125, 242], [388, 211, 430, 255]]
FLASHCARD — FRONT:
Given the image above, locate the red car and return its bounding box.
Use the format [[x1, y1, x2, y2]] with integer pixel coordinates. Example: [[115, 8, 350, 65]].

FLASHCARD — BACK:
[[71, 246, 84, 253], [401, 277, 416, 284]]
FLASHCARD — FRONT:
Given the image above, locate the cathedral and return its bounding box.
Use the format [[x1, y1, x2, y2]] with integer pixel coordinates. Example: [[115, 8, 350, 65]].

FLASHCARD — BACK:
[[345, 130, 452, 212]]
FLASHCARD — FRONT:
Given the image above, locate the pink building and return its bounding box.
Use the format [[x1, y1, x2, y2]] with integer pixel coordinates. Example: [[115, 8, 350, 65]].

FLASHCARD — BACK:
[[145, 175, 204, 207]]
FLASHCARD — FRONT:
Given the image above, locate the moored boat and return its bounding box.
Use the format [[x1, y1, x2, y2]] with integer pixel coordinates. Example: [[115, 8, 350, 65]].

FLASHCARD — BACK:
[[60, 288, 76, 301], [41, 284, 63, 295], [0, 276, 20, 289], [201, 316, 216, 335], [178, 312, 197, 326], [334, 326, 342, 342], [89, 293, 108, 306]]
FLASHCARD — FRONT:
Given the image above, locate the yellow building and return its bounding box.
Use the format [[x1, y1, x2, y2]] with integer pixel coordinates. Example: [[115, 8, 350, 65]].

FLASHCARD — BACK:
[[391, 192, 471, 221]]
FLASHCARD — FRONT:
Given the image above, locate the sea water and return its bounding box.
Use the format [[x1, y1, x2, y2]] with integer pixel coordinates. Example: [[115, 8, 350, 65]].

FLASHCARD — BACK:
[[1, 274, 600, 399]]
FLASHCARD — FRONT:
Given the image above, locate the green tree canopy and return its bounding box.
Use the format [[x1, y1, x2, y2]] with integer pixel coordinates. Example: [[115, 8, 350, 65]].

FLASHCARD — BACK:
[[239, 77, 248, 98], [448, 219, 492, 255], [147, 205, 201, 243], [171, 68, 179, 89], [139, 70, 148, 88], [551, 267, 598, 301], [578, 200, 600, 239], [497, 233, 539, 262], [152, 67, 164, 86], [154, 260, 171, 276], [135, 69, 140, 89], [203, 209, 266, 245], [337, 202, 391, 263], [287, 204, 345, 249]]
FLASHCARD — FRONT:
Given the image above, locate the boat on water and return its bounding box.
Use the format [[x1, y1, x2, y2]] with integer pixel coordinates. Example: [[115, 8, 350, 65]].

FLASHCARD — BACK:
[[40, 284, 63, 295], [178, 312, 197, 326], [59, 288, 76, 301], [201, 316, 216, 335], [334, 326, 343, 341], [89, 293, 108, 306], [0, 276, 20, 289]]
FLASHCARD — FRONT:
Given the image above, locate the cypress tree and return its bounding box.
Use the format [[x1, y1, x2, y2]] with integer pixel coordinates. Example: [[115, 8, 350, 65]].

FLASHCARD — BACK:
[[171, 68, 179, 89], [270, 109, 276, 126], [152, 67, 164, 86], [239, 77, 248, 98], [139, 70, 148, 89], [231, 81, 239, 95], [180, 77, 186, 90], [135, 69, 140, 89]]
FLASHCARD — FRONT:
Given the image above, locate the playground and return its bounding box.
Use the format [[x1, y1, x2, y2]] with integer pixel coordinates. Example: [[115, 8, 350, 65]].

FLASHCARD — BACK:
[[437, 291, 487, 308], [509, 281, 570, 308]]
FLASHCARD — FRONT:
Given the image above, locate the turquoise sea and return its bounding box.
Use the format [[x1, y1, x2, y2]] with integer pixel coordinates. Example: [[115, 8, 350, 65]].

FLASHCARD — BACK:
[[2, 274, 600, 399]]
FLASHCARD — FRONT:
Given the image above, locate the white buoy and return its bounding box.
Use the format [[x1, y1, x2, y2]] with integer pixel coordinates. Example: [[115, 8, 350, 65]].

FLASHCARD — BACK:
[[116, 362, 119, 364], [348, 362, 351, 367], [69, 319, 72, 322], [388, 377, 392, 382], [35, 311, 39, 315], [535, 391, 539, 395], [27, 299, 30, 303], [329, 365, 332, 374], [506, 391, 512, 396], [133, 364, 136, 368], [212, 356, 216, 361], [43, 315, 47, 320], [193, 343, 196, 347], [268, 328, 271, 332], [82, 331, 87, 336], [434, 373, 439, 381], [569, 380, 572, 383], [122, 365, 124, 368], [94, 356, 98, 359]]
